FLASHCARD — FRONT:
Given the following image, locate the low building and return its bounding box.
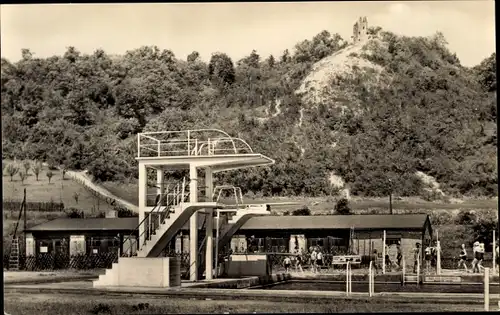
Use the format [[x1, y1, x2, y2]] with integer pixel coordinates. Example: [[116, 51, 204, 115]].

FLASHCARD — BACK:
[[24, 217, 139, 257], [25, 213, 432, 265], [230, 214, 432, 262]]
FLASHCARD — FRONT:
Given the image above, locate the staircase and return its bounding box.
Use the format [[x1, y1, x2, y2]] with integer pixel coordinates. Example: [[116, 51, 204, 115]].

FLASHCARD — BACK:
[[197, 204, 271, 279], [8, 237, 20, 271], [94, 178, 219, 287]]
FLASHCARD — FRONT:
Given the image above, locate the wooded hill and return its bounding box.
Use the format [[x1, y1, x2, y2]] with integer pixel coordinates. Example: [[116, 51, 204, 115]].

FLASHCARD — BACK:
[[1, 27, 496, 198]]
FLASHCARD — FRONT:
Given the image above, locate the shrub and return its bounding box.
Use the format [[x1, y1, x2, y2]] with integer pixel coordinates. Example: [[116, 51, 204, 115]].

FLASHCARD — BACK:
[[455, 210, 477, 225], [6, 164, 19, 181], [292, 206, 311, 216], [22, 160, 31, 175], [32, 161, 42, 181], [46, 170, 53, 183], [66, 208, 84, 218], [334, 197, 351, 215], [19, 172, 26, 185]]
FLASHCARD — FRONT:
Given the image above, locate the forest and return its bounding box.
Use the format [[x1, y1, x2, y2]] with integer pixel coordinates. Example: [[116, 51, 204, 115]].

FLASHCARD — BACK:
[[1, 27, 497, 198]]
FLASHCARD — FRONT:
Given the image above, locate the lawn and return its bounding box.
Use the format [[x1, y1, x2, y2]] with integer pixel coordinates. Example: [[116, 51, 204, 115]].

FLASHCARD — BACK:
[[3, 292, 485, 314]]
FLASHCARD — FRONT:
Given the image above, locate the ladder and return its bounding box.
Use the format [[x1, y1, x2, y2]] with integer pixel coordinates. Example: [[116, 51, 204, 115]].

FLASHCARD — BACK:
[[9, 237, 20, 271]]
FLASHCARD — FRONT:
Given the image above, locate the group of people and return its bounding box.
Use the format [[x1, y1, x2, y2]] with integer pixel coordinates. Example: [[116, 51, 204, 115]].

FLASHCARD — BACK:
[[457, 241, 499, 273], [283, 247, 324, 274]]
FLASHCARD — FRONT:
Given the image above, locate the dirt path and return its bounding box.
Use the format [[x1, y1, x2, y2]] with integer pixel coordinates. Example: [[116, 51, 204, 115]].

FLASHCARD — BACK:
[[65, 170, 138, 213]]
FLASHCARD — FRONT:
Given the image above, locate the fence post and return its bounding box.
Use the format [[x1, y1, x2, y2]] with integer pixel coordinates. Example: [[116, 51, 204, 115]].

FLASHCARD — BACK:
[[382, 230, 386, 274], [369, 260, 373, 297], [402, 255, 405, 286], [484, 267, 490, 311], [346, 261, 352, 296]]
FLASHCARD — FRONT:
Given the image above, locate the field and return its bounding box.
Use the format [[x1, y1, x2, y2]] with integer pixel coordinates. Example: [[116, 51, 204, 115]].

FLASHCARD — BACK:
[[2, 160, 115, 252], [3, 292, 485, 314], [3, 160, 114, 212], [100, 180, 498, 213]]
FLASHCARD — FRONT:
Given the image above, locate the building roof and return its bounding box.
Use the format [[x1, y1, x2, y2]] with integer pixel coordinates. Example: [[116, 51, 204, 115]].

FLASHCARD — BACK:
[[238, 214, 429, 230], [25, 214, 429, 233], [25, 218, 139, 232]]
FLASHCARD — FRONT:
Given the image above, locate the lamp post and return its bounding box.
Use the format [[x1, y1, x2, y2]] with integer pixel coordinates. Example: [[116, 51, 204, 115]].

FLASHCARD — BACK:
[[388, 179, 393, 215]]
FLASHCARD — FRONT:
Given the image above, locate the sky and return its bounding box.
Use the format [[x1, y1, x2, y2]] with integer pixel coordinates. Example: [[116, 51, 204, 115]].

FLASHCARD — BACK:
[[0, 1, 495, 67]]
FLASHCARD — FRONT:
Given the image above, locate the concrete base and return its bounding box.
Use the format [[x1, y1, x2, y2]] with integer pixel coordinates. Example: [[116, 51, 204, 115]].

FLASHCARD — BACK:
[[93, 257, 181, 288], [225, 254, 269, 278]]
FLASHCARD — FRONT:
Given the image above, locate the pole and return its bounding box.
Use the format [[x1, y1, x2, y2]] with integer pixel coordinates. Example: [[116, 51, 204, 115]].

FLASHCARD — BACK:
[[382, 230, 386, 274], [389, 193, 392, 215], [402, 255, 406, 285], [484, 267, 490, 311], [493, 230, 496, 275], [389, 179, 393, 215], [369, 261, 372, 297], [23, 188, 27, 233], [346, 261, 350, 296], [437, 230, 441, 275], [215, 210, 220, 278]]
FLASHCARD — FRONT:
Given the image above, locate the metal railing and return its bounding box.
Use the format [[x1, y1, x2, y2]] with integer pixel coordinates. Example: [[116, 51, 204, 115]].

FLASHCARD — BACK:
[[122, 177, 191, 255], [137, 129, 255, 158]]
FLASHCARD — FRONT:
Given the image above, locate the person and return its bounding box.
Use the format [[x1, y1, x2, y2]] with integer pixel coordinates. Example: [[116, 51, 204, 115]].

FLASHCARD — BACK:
[[295, 253, 304, 273], [316, 249, 323, 273], [424, 244, 432, 273], [457, 244, 468, 272], [310, 248, 318, 273], [385, 244, 391, 270], [477, 241, 485, 272], [471, 241, 480, 273], [396, 241, 402, 269], [283, 256, 292, 274], [371, 249, 380, 275], [431, 241, 438, 271], [413, 243, 421, 274]]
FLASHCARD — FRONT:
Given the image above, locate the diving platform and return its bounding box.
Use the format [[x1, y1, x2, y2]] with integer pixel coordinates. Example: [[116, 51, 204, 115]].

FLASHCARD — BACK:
[[121, 129, 274, 285]]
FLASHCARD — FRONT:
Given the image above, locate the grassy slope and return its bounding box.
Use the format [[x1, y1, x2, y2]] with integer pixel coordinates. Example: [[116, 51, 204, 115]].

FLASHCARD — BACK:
[[3, 160, 114, 249]]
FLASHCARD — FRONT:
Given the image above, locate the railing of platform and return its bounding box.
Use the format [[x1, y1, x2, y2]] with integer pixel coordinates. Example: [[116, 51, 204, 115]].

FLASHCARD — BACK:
[[137, 129, 255, 158], [122, 177, 191, 254]]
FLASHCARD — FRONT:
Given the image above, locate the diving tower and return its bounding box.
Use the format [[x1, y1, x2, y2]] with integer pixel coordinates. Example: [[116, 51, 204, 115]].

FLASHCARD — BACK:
[[135, 129, 274, 282]]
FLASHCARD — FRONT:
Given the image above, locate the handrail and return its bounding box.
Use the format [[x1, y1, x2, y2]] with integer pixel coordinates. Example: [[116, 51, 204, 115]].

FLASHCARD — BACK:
[[137, 129, 256, 158], [122, 177, 190, 255]]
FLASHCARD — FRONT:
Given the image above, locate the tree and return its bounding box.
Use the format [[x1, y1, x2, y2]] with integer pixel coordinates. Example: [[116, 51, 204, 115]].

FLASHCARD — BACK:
[[6, 164, 19, 181], [19, 172, 26, 185], [208, 52, 235, 87], [334, 198, 351, 215], [187, 51, 200, 63], [46, 170, 53, 183], [22, 160, 31, 175], [32, 161, 42, 181]]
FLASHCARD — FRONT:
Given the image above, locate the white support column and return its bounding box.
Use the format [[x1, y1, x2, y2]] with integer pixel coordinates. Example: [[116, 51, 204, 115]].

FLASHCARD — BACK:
[[205, 167, 214, 280], [138, 163, 147, 247], [189, 164, 199, 281]]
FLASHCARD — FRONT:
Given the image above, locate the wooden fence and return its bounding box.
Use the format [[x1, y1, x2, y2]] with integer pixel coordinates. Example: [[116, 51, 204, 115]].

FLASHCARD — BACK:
[[3, 200, 65, 212]]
